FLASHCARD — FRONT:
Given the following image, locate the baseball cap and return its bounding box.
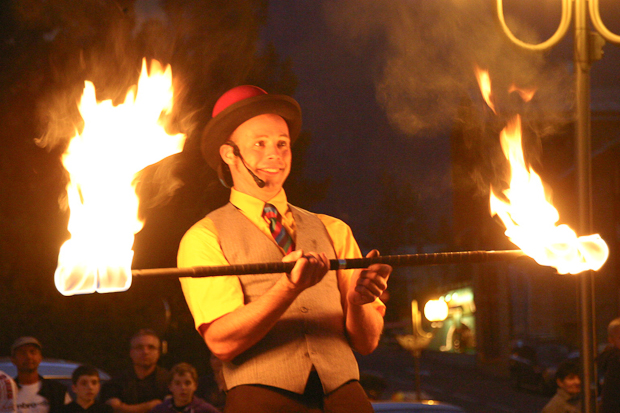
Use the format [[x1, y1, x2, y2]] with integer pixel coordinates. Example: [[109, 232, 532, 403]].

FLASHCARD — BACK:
[[11, 337, 42, 355]]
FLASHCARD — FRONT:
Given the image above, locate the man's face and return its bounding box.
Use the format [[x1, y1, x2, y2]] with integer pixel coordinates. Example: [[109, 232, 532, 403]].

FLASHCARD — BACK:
[[72, 375, 100, 405], [223, 114, 291, 200], [557, 373, 581, 396], [11, 344, 42, 374], [169, 372, 197, 407], [129, 334, 160, 369]]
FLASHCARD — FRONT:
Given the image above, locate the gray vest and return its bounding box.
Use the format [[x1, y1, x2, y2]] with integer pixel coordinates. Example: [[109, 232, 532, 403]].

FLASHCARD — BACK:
[[208, 202, 359, 394]]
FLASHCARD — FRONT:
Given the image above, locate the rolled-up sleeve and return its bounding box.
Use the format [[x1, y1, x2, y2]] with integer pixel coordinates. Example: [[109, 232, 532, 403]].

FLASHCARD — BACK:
[[177, 218, 245, 331]]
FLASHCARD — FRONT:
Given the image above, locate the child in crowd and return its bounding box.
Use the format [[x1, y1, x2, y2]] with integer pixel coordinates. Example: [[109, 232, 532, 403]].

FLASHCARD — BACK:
[[149, 363, 219, 413], [62, 366, 112, 413], [541, 359, 581, 413]]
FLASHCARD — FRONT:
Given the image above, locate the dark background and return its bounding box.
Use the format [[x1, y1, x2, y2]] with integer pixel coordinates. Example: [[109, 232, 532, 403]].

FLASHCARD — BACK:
[[0, 0, 619, 381]]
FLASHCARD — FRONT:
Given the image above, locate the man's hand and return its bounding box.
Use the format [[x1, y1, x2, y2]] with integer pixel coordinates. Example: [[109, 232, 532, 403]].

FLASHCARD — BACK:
[[348, 249, 391, 306], [282, 250, 329, 291]]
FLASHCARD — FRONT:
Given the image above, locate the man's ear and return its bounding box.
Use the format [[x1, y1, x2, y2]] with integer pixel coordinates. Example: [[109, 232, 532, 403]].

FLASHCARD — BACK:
[[220, 144, 235, 166]]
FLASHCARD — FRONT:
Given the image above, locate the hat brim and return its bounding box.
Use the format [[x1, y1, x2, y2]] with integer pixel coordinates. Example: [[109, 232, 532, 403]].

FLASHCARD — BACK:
[[201, 94, 302, 170]]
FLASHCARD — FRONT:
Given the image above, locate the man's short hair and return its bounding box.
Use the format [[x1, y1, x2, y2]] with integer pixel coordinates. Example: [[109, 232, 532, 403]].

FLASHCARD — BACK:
[[130, 329, 161, 348], [169, 362, 198, 384], [72, 365, 100, 385], [608, 318, 620, 337], [556, 359, 580, 381]]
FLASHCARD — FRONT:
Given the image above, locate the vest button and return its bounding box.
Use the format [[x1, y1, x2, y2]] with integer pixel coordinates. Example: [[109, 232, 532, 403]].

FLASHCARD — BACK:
[[300, 307, 309, 313]]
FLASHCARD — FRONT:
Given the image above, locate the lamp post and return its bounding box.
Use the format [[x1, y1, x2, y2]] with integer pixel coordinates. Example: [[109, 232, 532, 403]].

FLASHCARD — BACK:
[[496, 2, 620, 412], [396, 299, 448, 401]]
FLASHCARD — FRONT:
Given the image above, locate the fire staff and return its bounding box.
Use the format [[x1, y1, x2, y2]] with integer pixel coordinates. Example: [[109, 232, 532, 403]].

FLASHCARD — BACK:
[[177, 85, 391, 413]]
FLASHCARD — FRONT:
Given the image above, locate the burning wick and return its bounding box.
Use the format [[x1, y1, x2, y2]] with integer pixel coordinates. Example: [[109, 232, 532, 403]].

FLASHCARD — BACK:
[[54, 59, 185, 296], [475, 67, 609, 274]]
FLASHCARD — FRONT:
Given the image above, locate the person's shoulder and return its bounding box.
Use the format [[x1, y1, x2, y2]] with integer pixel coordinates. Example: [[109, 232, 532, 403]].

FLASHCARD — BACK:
[[40, 376, 68, 392], [315, 213, 352, 232], [91, 402, 113, 413], [147, 400, 169, 413], [540, 393, 565, 413], [191, 397, 220, 413], [60, 401, 82, 413]]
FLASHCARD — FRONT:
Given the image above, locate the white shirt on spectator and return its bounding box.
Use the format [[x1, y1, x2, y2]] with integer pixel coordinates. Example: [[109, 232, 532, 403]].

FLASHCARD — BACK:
[[0, 370, 17, 413]]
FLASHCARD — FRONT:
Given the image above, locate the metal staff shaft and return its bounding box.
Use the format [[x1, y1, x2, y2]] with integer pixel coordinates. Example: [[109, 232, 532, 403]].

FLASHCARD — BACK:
[[131, 249, 526, 278]]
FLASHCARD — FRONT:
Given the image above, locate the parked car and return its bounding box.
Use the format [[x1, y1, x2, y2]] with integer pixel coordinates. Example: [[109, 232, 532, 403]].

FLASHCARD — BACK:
[[0, 357, 110, 397], [509, 340, 579, 395], [372, 401, 466, 413]]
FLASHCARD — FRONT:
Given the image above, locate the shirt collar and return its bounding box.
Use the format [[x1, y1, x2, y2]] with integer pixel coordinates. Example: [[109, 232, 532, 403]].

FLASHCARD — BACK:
[[230, 188, 289, 217]]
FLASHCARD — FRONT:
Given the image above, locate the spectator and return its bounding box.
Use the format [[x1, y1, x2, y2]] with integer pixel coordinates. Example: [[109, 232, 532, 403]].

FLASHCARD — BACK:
[[541, 359, 581, 413], [10, 337, 70, 413], [1, 370, 17, 413], [100, 330, 169, 413], [598, 317, 620, 413], [62, 366, 112, 413], [149, 363, 219, 413]]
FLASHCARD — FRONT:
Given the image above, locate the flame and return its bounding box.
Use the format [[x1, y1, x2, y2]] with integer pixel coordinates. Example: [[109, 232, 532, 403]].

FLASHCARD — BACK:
[[476, 70, 609, 274], [55, 59, 185, 296], [474, 66, 496, 114], [508, 85, 536, 102]]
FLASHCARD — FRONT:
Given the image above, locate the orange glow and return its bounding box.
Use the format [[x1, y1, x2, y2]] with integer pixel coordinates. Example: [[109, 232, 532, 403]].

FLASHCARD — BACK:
[[474, 66, 496, 114], [508, 84, 536, 102], [476, 69, 609, 274], [55, 59, 185, 296]]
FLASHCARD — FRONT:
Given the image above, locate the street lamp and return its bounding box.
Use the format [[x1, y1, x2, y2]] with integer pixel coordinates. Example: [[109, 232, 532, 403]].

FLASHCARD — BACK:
[[396, 299, 449, 401], [496, 2, 620, 412]]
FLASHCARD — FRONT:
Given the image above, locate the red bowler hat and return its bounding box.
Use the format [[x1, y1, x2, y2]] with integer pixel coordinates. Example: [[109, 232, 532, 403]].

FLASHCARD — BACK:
[[201, 85, 302, 171]]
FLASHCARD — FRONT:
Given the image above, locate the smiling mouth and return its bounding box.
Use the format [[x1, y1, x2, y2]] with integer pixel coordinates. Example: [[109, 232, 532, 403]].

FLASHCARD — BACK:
[[259, 167, 283, 174]]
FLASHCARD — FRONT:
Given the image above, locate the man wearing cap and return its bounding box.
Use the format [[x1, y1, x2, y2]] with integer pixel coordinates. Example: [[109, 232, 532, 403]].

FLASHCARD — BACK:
[[10, 337, 70, 413], [177, 85, 391, 413]]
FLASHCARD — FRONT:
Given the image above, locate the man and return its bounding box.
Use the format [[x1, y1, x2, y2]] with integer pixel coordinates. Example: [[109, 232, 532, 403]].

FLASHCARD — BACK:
[[540, 359, 581, 413], [10, 337, 70, 413], [598, 317, 620, 413], [100, 330, 169, 413], [178, 85, 391, 412]]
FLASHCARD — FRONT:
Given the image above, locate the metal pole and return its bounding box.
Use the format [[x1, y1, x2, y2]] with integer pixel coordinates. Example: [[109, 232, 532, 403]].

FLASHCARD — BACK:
[[574, 0, 597, 411], [131, 250, 526, 278]]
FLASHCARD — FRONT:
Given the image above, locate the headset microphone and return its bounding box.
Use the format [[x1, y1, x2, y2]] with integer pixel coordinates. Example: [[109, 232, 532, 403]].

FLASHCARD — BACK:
[[225, 141, 266, 188]]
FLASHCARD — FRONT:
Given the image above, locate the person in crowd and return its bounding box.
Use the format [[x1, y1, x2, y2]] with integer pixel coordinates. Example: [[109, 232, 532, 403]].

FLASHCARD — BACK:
[[598, 317, 620, 413], [100, 330, 169, 413], [10, 337, 70, 413], [149, 363, 219, 413], [0, 369, 17, 413], [541, 359, 581, 413], [177, 85, 392, 412], [62, 366, 112, 413]]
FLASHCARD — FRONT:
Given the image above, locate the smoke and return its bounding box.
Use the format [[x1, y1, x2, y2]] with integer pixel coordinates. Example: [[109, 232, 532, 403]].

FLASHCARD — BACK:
[[324, 0, 573, 193], [326, 0, 572, 134], [7, 0, 271, 213]]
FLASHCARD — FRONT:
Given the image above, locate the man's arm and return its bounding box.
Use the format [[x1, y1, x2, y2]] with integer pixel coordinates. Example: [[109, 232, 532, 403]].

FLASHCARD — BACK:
[[345, 249, 391, 355], [105, 398, 162, 413], [204, 250, 329, 361]]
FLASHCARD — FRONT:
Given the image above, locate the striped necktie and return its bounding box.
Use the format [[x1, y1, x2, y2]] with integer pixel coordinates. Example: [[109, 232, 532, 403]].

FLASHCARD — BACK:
[[263, 203, 295, 254]]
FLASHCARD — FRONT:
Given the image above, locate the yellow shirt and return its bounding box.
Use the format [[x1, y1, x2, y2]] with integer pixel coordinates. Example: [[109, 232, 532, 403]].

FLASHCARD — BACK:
[[177, 188, 385, 331]]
